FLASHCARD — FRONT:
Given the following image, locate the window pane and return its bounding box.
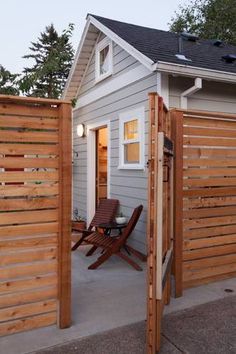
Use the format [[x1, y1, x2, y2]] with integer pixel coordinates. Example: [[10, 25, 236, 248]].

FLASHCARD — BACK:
[[124, 142, 139, 163], [99, 46, 109, 75], [124, 119, 138, 140]]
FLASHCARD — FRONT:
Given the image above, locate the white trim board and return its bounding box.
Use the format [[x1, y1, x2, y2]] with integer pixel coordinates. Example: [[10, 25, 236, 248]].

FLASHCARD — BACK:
[[75, 64, 151, 109], [154, 61, 236, 84], [86, 120, 111, 224], [63, 19, 93, 99]]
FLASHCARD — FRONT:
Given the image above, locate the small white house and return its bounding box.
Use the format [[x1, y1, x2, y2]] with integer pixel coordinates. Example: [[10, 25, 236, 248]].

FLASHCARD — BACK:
[[64, 14, 236, 253]]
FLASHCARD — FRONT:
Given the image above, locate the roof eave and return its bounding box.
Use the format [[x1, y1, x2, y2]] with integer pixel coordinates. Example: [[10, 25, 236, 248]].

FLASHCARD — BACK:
[[62, 17, 92, 100], [153, 61, 236, 84]]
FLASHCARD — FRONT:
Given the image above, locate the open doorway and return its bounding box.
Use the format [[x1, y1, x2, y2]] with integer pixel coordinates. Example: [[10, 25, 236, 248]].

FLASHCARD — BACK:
[[96, 127, 108, 206]]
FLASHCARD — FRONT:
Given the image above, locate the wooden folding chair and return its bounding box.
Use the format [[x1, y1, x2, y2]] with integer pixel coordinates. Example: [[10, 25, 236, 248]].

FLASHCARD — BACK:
[[71, 199, 119, 251], [85, 205, 145, 271]]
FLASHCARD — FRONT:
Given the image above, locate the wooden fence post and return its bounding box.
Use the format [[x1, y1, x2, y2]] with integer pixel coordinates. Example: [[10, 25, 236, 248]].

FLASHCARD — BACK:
[[58, 102, 72, 328], [171, 110, 183, 297]]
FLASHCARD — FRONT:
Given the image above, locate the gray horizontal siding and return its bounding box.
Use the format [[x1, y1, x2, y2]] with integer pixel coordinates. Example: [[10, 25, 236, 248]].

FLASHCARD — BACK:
[[73, 72, 156, 252], [169, 77, 236, 113]]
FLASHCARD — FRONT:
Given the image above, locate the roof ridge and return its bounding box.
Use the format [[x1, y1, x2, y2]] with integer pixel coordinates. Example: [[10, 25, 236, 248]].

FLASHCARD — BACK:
[[88, 13, 236, 50]]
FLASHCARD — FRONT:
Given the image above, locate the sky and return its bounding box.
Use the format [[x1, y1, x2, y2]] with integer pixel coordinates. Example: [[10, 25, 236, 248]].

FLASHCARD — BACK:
[[0, 0, 185, 73]]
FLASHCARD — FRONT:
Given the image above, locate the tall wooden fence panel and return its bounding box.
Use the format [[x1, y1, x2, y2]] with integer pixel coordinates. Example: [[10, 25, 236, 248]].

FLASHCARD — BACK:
[[147, 94, 173, 353], [0, 95, 71, 336], [172, 109, 236, 290]]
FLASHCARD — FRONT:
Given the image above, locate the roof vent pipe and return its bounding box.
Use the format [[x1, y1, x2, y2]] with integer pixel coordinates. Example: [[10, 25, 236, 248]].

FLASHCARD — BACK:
[[178, 36, 183, 54], [180, 77, 202, 109]]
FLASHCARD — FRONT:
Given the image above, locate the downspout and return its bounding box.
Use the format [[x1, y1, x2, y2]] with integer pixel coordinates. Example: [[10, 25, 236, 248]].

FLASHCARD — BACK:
[[180, 77, 202, 109]]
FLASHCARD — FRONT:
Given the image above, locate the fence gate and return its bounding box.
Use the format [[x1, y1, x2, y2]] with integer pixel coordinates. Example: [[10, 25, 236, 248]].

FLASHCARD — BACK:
[[172, 109, 236, 294], [0, 95, 71, 336], [147, 94, 173, 353]]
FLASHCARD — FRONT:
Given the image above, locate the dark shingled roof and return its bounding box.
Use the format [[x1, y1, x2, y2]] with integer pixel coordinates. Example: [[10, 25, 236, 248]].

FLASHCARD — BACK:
[[91, 14, 236, 74]]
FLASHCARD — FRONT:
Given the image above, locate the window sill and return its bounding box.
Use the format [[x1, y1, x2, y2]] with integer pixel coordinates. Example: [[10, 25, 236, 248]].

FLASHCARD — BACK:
[[118, 164, 145, 170], [95, 71, 112, 84]]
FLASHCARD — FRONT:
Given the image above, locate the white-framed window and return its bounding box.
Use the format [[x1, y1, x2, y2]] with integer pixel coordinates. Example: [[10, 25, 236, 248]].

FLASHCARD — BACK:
[[118, 107, 145, 170], [95, 37, 113, 83]]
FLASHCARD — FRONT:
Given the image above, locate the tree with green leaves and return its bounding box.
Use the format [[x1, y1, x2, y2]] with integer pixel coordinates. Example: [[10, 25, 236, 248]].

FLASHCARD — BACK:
[[20, 23, 75, 99], [169, 0, 236, 45], [0, 65, 19, 95]]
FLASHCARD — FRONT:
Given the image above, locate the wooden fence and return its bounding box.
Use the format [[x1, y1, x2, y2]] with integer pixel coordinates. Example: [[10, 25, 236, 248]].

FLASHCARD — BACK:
[[0, 95, 71, 336], [172, 109, 236, 293]]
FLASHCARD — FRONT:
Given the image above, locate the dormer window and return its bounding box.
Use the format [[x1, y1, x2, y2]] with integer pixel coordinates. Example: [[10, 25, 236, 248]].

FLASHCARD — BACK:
[[95, 37, 113, 82]]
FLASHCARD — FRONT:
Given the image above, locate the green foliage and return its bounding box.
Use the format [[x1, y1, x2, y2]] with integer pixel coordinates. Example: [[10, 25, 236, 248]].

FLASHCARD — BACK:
[[20, 23, 75, 98], [169, 0, 236, 45], [0, 65, 19, 95]]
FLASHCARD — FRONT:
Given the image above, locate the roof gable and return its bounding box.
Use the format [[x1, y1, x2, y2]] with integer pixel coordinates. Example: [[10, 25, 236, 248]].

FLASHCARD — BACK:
[[64, 14, 236, 100]]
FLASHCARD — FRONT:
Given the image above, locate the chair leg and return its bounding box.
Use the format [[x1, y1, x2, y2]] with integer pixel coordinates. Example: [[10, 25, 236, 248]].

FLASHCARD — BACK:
[[71, 233, 89, 251], [117, 251, 142, 271], [86, 245, 98, 256], [125, 245, 147, 262], [88, 249, 113, 270]]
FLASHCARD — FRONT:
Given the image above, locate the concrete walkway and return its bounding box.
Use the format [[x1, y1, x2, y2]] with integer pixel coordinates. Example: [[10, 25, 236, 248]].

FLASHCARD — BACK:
[[33, 295, 236, 354]]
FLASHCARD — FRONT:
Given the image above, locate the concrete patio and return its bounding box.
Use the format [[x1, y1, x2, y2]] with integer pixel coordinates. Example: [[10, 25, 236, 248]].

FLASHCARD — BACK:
[[1, 246, 235, 354]]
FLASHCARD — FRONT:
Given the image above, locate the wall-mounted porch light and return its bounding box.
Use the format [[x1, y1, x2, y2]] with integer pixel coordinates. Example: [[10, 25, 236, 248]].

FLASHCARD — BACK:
[[77, 123, 85, 137]]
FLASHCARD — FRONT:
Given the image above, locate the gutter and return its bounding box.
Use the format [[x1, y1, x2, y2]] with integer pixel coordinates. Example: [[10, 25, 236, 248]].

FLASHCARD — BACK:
[[180, 77, 202, 109]]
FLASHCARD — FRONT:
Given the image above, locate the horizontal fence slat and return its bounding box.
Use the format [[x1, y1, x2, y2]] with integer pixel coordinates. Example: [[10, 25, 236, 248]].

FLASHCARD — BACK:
[[0, 299, 57, 323], [0, 184, 59, 197], [184, 126, 236, 138], [0, 210, 58, 225], [0, 286, 57, 309], [184, 158, 236, 167], [183, 271, 236, 289], [183, 253, 236, 271], [0, 197, 59, 211], [0, 171, 58, 183], [184, 224, 236, 239], [0, 274, 57, 294], [183, 205, 236, 219], [0, 222, 58, 238], [0, 248, 57, 266], [183, 177, 236, 187], [0, 236, 57, 252], [184, 168, 236, 177], [0, 130, 58, 143], [0, 143, 59, 156], [0, 260, 57, 280], [183, 196, 236, 208], [183, 147, 236, 158], [183, 187, 236, 198], [184, 214, 236, 229], [184, 116, 236, 129], [184, 234, 236, 250], [0, 157, 58, 169], [182, 110, 236, 120], [184, 136, 236, 147], [0, 115, 58, 129], [183, 243, 236, 261], [0, 103, 58, 118], [183, 262, 236, 282], [0, 311, 57, 336]]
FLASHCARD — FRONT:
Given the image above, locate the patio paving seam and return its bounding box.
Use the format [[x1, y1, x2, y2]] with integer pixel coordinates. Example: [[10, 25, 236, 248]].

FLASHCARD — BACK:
[[161, 333, 185, 353]]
